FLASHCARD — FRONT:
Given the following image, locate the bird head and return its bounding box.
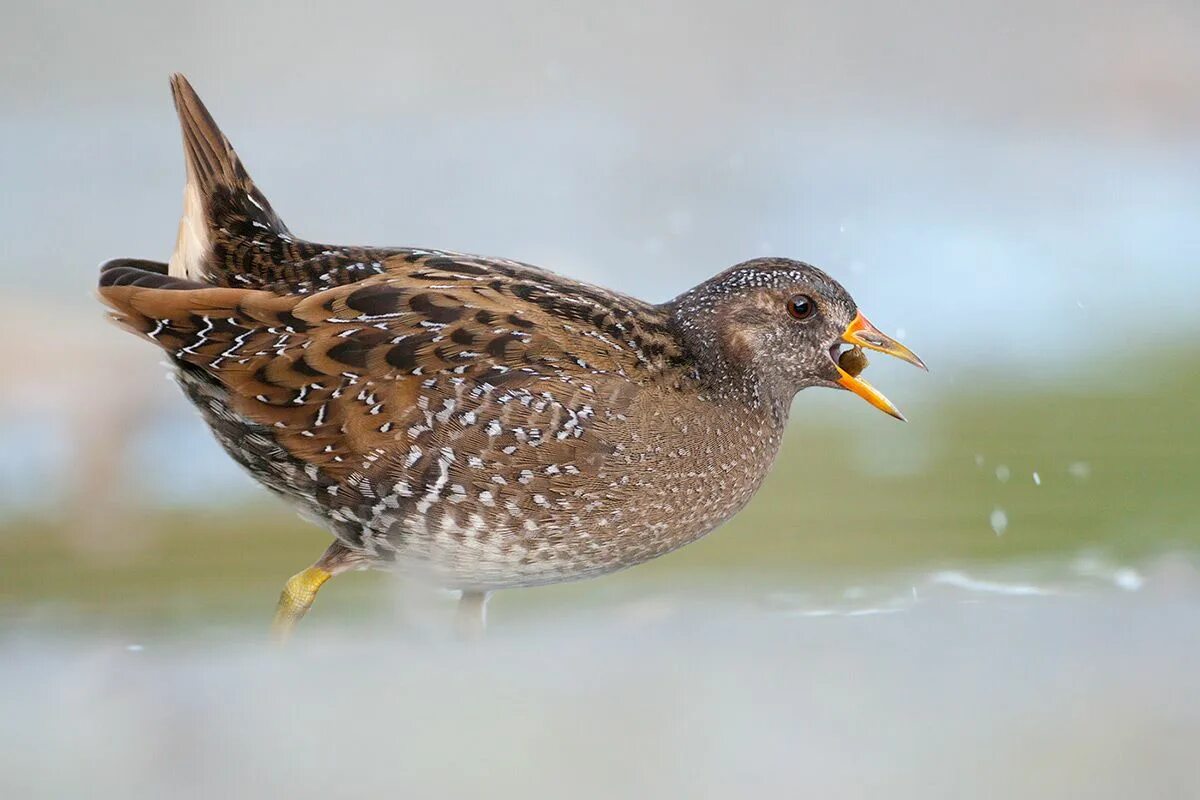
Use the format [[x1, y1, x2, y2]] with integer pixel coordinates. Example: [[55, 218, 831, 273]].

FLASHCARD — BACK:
[[669, 258, 926, 419]]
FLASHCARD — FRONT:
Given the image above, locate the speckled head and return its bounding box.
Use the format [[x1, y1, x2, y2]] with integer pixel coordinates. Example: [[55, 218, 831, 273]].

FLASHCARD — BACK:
[[666, 257, 926, 419]]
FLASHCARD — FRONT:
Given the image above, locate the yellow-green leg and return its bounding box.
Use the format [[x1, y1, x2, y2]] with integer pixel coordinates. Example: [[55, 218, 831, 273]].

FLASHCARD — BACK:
[[271, 541, 361, 643]]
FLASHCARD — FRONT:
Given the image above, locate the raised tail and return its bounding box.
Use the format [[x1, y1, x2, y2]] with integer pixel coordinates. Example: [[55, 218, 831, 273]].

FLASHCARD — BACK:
[[167, 74, 289, 282]]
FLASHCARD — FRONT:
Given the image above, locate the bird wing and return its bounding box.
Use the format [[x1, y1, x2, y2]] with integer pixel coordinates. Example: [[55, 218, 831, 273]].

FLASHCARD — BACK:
[[99, 259, 675, 528], [104, 74, 691, 538]]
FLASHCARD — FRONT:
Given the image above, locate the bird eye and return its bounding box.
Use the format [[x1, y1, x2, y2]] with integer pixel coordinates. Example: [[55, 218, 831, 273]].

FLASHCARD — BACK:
[[787, 294, 815, 320]]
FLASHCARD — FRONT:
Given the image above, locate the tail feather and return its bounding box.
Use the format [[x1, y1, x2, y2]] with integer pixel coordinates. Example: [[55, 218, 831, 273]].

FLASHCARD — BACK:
[[98, 259, 304, 365], [167, 74, 288, 282]]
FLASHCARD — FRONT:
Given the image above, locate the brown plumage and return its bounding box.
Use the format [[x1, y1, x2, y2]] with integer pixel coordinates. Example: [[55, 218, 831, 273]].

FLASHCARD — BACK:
[[98, 75, 925, 635]]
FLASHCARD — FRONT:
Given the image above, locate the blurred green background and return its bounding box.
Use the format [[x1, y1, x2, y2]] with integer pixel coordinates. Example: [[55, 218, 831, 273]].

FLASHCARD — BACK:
[[4, 349, 1196, 633]]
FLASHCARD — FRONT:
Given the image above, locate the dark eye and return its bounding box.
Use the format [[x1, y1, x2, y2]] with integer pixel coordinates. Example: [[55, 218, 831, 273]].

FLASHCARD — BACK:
[[787, 294, 815, 320]]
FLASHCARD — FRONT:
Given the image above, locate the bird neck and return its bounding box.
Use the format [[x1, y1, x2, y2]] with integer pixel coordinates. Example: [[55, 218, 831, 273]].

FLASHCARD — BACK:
[[660, 301, 793, 427]]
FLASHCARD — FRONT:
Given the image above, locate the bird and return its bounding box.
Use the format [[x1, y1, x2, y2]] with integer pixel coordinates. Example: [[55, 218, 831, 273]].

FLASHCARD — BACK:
[[98, 75, 925, 639]]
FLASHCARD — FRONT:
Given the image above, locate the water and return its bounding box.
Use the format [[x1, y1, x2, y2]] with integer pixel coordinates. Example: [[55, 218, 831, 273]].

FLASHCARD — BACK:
[[3, 555, 1198, 799]]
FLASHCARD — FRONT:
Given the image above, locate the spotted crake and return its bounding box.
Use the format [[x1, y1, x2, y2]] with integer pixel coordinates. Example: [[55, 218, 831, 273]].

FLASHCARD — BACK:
[[98, 75, 925, 637]]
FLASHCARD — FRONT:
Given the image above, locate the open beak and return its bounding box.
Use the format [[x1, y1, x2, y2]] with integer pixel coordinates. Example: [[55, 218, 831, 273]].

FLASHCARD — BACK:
[[834, 312, 927, 421]]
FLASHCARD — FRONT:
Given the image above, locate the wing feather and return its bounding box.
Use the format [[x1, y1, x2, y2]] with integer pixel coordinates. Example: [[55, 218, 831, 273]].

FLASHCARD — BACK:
[[99, 263, 653, 522]]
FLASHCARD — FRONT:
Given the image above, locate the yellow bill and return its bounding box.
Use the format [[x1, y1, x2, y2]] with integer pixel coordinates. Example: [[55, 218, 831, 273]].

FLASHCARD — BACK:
[[835, 312, 926, 421]]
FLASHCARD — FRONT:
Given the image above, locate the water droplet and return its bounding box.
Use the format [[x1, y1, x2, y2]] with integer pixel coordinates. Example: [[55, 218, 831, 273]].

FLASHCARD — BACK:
[[989, 507, 1008, 536], [1032, 471, 1041, 486], [894, 327, 907, 339], [974, 454, 985, 468], [1067, 461, 1091, 480], [1113, 568, 1143, 592], [126, 644, 144, 652], [995, 464, 1010, 482]]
